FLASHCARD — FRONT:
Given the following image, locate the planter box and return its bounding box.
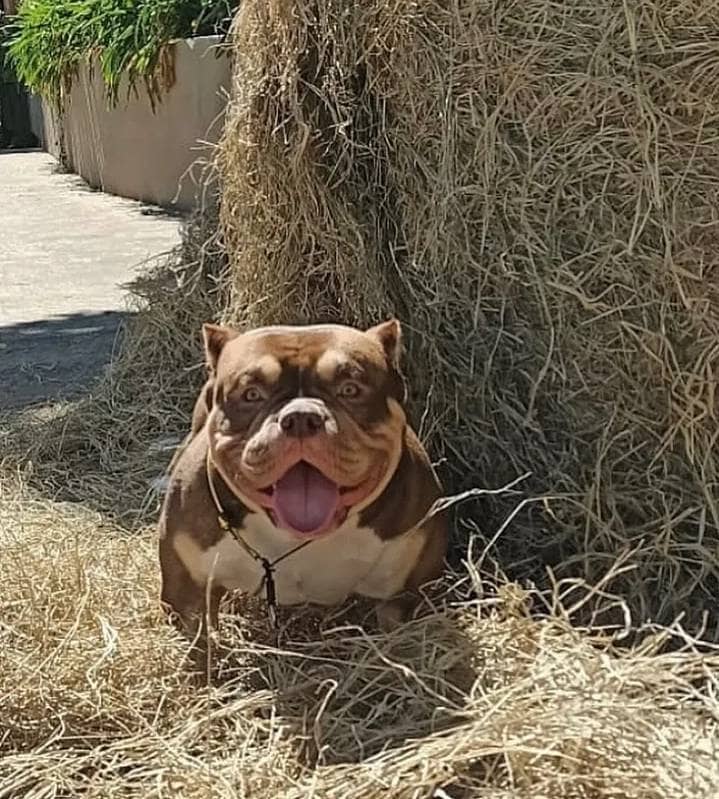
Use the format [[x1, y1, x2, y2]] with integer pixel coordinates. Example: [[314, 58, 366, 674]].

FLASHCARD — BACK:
[[39, 35, 229, 211]]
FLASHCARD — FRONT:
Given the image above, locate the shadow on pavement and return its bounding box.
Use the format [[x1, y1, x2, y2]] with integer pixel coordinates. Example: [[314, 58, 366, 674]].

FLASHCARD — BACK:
[[0, 310, 133, 411]]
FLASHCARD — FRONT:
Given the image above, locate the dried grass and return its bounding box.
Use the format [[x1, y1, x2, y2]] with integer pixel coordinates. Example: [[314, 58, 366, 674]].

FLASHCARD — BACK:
[[218, 0, 719, 634], [1, 482, 718, 798]]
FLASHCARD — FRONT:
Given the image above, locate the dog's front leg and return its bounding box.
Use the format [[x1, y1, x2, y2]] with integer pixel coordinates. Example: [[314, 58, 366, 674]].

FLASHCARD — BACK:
[[159, 535, 225, 670]]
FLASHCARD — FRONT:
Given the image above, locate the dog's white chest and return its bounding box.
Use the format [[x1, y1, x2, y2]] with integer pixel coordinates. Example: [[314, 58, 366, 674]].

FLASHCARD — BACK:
[[175, 513, 424, 606]]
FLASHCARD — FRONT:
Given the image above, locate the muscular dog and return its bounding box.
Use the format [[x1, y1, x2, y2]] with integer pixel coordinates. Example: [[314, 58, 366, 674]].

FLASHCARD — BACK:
[[159, 319, 447, 648]]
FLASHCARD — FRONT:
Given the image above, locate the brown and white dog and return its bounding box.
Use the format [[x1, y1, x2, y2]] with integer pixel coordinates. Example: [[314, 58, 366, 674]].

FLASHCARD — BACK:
[[158, 319, 447, 648]]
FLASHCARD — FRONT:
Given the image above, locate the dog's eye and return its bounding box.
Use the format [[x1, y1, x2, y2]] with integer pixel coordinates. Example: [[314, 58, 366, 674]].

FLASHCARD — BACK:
[[241, 386, 264, 403], [338, 381, 362, 399]]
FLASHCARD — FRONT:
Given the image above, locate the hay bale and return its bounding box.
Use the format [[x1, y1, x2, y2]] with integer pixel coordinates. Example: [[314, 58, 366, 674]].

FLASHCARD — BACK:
[[218, 0, 719, 631], [1, 486, 717, 797]]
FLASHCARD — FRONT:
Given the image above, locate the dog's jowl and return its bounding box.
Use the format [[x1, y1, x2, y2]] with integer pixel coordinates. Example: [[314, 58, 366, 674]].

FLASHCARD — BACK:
[[158, 319, 447, 648]]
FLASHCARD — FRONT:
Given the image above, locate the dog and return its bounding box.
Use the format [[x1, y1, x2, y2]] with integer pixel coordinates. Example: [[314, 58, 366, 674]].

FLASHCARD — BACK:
[[158, 319, 447, 652]]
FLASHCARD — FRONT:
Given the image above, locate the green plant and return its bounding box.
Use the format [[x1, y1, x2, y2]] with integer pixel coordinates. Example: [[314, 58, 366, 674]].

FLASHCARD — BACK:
[[0, 12, 13, 82], [8, 0, 238, 104]]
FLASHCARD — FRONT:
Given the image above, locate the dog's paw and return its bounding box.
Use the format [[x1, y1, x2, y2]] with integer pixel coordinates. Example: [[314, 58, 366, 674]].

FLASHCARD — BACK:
[[375, 600, 407, 632]]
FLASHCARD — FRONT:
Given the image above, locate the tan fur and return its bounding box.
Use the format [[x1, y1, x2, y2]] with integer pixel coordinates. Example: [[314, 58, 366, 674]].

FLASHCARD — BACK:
[[315, 348, 347, 382], [253, 354, 283, 385]]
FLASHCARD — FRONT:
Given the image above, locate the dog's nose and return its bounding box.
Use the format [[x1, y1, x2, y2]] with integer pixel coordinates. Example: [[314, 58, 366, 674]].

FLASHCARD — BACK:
[[279, 407, 326, 438]]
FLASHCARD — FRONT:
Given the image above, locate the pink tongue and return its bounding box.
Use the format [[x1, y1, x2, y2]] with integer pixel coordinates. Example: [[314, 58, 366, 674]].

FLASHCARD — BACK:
[[272, 462, 340, 534]]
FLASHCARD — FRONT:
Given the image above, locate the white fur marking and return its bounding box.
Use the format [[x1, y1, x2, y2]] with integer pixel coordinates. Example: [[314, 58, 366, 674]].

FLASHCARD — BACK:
[[173, 513, 425, 606]]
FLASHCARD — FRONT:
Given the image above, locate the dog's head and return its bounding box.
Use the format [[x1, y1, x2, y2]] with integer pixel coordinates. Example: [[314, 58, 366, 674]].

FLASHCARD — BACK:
[[203, 320, 408, 538]]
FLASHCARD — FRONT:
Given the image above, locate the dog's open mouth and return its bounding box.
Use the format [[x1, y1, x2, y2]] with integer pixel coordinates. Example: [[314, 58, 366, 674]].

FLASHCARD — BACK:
[[260, 461, 347, 536]]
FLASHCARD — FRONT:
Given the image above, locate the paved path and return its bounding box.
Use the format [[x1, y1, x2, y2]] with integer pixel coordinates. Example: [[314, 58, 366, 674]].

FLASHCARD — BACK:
[[0, 151, 180, 409]]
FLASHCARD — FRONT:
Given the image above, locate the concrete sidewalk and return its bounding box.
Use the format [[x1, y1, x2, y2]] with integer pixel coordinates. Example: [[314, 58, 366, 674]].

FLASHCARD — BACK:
[[0, 151, 181, 409]]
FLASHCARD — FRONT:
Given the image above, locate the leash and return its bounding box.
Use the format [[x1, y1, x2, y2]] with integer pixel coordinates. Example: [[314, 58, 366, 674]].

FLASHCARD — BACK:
[[205, 451, 313, 628]]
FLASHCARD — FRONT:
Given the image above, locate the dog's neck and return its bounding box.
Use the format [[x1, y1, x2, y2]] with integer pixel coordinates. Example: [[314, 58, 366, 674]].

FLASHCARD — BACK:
[[206, 456, 250, 530]]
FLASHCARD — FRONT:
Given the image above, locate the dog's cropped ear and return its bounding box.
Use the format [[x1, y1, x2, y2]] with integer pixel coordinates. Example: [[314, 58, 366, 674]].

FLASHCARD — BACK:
[[202, 323, 238, 372], [366, 318, 402, 368], [366, 318, 407, 402]]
